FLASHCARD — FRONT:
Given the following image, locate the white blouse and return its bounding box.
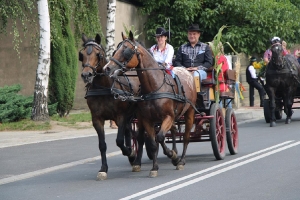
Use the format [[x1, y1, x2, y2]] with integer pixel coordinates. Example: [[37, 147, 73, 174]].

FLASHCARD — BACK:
[[150, 43, 174, 69]]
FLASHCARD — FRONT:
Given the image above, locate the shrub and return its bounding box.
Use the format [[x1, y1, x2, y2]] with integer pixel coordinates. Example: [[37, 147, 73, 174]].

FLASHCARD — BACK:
[[0, 85, 33, 123]]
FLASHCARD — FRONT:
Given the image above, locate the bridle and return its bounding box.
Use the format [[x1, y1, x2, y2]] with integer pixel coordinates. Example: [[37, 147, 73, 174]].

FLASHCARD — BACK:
[[79, 41, 106, 75], [270, 42, 284, 68], [110, 39, 141, 71]]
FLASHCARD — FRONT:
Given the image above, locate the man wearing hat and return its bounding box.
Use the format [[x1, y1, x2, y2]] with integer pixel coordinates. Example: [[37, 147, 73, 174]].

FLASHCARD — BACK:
[[173, 24, 213, 92], [150, 27, 175, 77], [246, 56, 265, 107]]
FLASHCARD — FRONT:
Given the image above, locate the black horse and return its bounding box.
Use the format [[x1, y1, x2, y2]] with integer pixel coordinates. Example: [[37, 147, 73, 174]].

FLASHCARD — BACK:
[[265, 42, 300, 127]]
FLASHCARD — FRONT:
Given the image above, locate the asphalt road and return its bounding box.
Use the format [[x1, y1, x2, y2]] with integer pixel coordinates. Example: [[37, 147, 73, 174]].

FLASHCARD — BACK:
[[1, 110, 300, 200]]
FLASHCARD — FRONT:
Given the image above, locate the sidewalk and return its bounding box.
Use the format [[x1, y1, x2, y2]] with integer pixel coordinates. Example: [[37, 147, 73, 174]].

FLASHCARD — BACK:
[[0, 107, 264, 148]]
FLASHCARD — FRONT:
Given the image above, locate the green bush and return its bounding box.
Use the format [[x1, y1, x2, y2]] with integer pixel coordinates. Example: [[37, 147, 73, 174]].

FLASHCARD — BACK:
[[0, 85, 32, 123], [0, 84, 57, 123]]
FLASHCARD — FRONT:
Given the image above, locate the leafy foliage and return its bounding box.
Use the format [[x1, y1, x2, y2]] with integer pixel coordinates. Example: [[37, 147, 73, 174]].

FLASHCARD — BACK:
[[0, 0, 36, 56], [72, 0, 103, 45], [0, 84, 57, 123], [137, 0, 300, 55], [48, 0, 78, 117], [0, 85, 32, 123]]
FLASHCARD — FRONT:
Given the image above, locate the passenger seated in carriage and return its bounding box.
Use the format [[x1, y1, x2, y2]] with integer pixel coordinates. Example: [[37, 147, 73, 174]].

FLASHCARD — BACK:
[[207, 41, 230, 97], [173, 23, 213, 90], [149, 27, 175, 78]]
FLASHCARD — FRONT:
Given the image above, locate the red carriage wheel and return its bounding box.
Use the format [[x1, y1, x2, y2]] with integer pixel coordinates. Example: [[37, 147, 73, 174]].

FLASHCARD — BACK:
[[209, 103, 226, 160], [225, 108, 238, 155]]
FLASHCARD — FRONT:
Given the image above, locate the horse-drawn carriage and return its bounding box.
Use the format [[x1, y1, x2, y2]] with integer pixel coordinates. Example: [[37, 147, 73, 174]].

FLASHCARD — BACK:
[[263, 84, 300, 123], [80, 32, 238, 180], [260, 41, 300, 127]]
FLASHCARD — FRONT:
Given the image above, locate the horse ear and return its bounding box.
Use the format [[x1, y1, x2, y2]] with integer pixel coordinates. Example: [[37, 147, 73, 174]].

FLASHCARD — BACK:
[[129, 31, 134, 41], [95, 34, 101, 44], [82, 33, 88, 43], [122, 32, 127, 40]]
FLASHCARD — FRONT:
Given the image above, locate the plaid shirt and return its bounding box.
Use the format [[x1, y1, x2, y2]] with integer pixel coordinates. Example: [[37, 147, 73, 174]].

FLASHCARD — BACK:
[[173, 41, 213, 70]]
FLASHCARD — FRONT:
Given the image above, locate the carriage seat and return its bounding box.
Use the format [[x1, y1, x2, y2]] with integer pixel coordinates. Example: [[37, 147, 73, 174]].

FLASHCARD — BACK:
[[219, 69, 236, 99], [202, 67, 216, 85]]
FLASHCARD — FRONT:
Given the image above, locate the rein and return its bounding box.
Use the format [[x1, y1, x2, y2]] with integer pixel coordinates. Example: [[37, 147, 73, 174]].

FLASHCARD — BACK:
[[109, 38, 200, 113]]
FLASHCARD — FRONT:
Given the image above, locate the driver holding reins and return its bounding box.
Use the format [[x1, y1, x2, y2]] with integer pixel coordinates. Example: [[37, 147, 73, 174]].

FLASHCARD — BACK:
[[173, 24, 213, 96]]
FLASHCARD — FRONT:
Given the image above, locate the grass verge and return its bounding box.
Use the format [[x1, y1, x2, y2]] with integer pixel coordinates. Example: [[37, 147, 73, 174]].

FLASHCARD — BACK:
[[0, 112, 92, 131]]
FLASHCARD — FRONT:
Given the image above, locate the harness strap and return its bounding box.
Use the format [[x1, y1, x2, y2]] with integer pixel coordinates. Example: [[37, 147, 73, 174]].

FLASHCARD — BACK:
[[85, 89, 111, 98], [141, 92, 200, 114]]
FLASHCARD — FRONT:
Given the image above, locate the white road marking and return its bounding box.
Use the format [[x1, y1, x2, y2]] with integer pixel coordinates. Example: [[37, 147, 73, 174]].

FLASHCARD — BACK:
[[120, 140, 296, 200], [140, 141, 300, 200], [0, 151, 121, 186]]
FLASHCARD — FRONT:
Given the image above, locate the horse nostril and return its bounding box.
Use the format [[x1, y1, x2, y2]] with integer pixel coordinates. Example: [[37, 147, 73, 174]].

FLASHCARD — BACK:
[[88, 72, 93, 77], [105, 66, 111, 73]]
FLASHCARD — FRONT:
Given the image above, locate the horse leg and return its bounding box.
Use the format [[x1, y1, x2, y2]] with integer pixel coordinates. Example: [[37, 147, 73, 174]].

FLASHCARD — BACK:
[[170, 124, 178, 154], [266, 87, 276, 127], [176, 107, 194, 170], [91, 117, 108, 180], [141, 120, 159, 177], [124, 125, 136, 165], [156, 115, 178, 163], [132, 120, 145, 172], [115, 116, 135, 162], [283, 91, 294, 124]]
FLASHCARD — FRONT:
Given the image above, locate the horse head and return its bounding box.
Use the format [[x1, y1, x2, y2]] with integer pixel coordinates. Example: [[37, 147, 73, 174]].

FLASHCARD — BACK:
[[103, 31, 142, 78], [79, 33, 107, 83], [270, 42, 284, 69]]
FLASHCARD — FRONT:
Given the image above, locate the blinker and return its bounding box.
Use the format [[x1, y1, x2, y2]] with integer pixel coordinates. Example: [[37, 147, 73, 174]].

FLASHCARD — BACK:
[[123, 48, 135, 60], [79, 52, 83, 61]]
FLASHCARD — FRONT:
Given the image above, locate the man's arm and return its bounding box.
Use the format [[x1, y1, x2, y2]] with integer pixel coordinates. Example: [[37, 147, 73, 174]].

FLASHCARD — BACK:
[[202, 45, 213, 69], [173, 46, 183, 67]]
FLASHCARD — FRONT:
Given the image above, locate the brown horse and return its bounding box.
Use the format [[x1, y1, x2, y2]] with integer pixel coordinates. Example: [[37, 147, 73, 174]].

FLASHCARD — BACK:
[[103, 31, 197, 177], [79, 33, 141, 180]]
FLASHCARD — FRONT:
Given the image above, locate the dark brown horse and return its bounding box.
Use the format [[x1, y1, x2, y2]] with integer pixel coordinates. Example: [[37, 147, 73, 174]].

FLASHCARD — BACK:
[[79, 33, 141, 180], [103, 31, 197, 177], [265, 42, 300, 127]]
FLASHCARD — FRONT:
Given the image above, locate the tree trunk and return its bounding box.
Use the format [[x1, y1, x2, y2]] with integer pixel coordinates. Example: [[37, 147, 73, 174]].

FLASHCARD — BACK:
[[105, 0, 116, 59], [31, 0, 51, 121]]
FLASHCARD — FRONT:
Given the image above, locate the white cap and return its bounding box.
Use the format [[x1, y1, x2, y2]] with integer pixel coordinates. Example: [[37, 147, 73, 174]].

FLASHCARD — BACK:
[[271, 36, 281, 42]]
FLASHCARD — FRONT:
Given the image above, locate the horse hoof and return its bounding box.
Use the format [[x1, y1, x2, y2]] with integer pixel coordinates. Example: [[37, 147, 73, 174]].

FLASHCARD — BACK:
[[171, 158, 180, 166], [270, 122, 276, 127], [285, 119, 291, 124], [149, 171, 158, 178], [171, 150, 177, 160], [176, 164, 184, 170], [96, 172, 107, 180], [132, 165, 141, 172]]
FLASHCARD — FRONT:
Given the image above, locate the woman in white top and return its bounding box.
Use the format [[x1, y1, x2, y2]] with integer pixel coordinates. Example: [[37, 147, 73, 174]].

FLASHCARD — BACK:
[[150, 27, 175, 77]]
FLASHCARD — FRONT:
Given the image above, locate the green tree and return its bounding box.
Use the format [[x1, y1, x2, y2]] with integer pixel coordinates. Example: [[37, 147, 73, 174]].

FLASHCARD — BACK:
[[0, 0, 103, 119], [48, 0, 78, 117], [137, 0, 300, 55]]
